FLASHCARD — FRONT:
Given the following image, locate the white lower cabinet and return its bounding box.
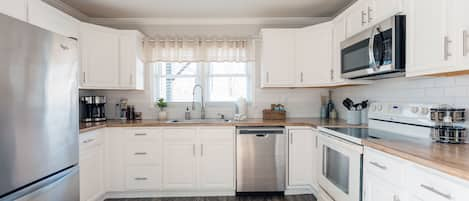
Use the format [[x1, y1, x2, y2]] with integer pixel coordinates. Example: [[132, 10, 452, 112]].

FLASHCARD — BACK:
[[163, 128, 198, 190], [79, 130, 105, 201], [287, 128, 319, 193], [364, 147, 469, 201], [82, 126, 235, 199], [198, 128, 235, 190]]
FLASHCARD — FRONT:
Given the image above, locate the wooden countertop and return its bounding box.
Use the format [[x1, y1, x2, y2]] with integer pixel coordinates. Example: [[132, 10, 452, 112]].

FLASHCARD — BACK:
[[80, 118, 365, 133], [364, 136, 469, 181]]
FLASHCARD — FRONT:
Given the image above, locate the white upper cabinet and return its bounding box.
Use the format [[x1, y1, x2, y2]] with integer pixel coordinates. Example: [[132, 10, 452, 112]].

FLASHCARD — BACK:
[[405, 0, 455, 77], [27, 0, 79, 38], [119, 30, 145, 90], [296, 22, 333, 86], [80, 23, 145, 90], [453, 0, 469, 69], [261, 29, 297, 87], [0, 0, 27, 21], [80, 22, 120, 89], [346, 0, 403, 37]]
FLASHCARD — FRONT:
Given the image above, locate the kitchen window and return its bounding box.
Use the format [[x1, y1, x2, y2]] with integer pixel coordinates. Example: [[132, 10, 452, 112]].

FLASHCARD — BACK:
[[153, 62, 251, 102]]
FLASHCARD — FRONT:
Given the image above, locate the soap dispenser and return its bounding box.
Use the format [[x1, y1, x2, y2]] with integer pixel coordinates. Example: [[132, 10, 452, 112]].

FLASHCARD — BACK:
[[185, 106, 191, 120]]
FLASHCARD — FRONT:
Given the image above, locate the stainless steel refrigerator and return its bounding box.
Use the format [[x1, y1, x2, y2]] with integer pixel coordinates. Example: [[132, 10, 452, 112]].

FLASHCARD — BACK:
[[0, 13, 79, 201]]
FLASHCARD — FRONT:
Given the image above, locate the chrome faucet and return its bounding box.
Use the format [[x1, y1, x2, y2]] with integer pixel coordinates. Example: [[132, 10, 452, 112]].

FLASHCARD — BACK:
[[192, 84, 206, 119]]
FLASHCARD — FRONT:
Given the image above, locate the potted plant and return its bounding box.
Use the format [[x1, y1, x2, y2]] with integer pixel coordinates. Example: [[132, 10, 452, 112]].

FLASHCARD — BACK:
[[155, 98, 168, 120]]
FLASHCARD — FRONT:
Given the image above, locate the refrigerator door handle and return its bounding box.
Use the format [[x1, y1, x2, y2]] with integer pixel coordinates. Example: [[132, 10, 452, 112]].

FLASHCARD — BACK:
[[1, 166, 78, 201]]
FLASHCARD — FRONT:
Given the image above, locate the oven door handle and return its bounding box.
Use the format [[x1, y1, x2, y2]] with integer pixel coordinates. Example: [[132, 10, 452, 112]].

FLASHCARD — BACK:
[[369, 25, 379, 71]]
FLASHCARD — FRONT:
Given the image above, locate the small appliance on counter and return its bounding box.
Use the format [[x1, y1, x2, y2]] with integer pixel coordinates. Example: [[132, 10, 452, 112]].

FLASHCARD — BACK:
[[430, 106, 467, 144], [80, 96, 107, 122], [320, 90, 338, 120], [234, 97, 248, 121]]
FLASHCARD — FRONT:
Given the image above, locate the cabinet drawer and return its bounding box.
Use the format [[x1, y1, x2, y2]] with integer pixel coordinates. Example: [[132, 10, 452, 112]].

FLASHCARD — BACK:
[[125, 142, 161, 165], [408, 165, 469, 201], [163, 128, 197, 142], [125, 128, 161, 141], [125, 166, 161, 190], [364, 147, 407, 185], [79, 130, 103, 151]]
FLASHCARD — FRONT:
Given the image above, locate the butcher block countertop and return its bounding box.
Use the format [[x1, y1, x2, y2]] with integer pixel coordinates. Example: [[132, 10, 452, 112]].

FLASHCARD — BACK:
[[364, 136, 469, 182], [79, 118, 365, 133]]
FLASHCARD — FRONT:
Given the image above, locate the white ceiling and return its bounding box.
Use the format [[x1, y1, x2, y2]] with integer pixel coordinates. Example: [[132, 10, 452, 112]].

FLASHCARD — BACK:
[[59, 0, 354, 18]]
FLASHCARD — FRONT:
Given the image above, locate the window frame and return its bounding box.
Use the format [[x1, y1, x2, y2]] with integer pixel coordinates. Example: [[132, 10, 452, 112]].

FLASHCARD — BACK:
[[152, 62, 252, 103]]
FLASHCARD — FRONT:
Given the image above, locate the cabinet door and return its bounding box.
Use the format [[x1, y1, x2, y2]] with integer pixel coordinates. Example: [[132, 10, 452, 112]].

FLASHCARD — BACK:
[[288, 129, 316, 187], [406, 0, 453, 77], [80, 23, 120, 88], [119, 31, 144, 90], [364, 173, 405, 201], [296, 23, 333, 86], [27, 0, 80, 38], [454, 0, 469, 68], [345, 0, 368, 37], [79, 146, 104, 201], [0, 0, 27, 21], [198, 128, 235, 190], [369, 0, 402, 25], [104, 128, 126, 191], [261, 29, 296, 87], [163, 129, 198, 190]]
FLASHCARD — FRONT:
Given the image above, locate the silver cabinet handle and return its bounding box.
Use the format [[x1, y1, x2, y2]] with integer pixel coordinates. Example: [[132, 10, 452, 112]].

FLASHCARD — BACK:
[[393, 195, 400, 201], [315, 135, 318, 148], [82, 139, 94, 144], [129, 74, 133, 84], [300, 72, 304, 83], [266, 72, 270, 83], [134, 152, 147, 155], [330, 69, 334, 81], [369, 161, 387, 170], [134, 177, 148, 181], [201, 144, 204, 157], [367, 7, 373, 23], [82, 72, 86, 83], [444, 36, 452, 60], [420, 184, 452, 200], [193, 144, 196, 156], [463, 30, 468, 56], [134, 133, 147, 136], [289, 132, 293, 144], [361, 10, 367, 26]]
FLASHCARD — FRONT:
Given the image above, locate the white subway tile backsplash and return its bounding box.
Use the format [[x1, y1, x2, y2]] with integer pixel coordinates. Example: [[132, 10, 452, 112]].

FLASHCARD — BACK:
[[332, 75, 469, 119]]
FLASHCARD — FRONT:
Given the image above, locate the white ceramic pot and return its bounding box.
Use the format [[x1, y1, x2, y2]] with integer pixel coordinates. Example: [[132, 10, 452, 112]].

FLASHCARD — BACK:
[[158, 111, 167, 121]]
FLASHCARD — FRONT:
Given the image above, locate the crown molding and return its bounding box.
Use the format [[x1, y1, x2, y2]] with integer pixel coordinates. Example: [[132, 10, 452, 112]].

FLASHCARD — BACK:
[[42, 0, 90, 21], [87, 17, 331, 26]]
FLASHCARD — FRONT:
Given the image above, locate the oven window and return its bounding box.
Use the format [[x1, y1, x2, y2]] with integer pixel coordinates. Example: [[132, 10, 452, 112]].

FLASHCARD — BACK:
[[323, 146, 350, 194], [341, 39, 370, 73]]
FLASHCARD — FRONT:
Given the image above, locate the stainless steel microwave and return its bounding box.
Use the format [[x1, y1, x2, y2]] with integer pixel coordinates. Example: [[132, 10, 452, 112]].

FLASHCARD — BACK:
[[341, 15, 406, 80]]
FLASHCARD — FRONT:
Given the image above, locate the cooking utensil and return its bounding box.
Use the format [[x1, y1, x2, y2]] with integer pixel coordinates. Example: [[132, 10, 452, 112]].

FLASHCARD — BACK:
[[343, 98, 354, 111]]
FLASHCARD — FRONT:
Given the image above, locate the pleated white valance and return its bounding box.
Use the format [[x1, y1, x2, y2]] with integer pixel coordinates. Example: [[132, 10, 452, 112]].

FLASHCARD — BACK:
[[144, 37, 255, 62]]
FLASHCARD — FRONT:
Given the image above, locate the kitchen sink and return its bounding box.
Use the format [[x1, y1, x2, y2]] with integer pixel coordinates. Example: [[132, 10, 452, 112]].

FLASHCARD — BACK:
[[166, 119, 233, 123]]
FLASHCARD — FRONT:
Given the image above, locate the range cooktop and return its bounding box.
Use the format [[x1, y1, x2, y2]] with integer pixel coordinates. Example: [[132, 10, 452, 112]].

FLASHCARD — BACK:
[[321, 127, 417, 145]]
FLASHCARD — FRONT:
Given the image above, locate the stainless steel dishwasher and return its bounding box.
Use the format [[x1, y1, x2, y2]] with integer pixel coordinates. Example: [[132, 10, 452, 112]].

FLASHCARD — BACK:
[[236, 126, 286, 192]]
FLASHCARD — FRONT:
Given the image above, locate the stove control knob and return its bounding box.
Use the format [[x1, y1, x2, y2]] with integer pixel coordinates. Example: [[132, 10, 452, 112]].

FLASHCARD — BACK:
[[377, 105, 383, 112], [411, 107, 419, 113], [421, 107, 429, 115], [371, 105, 377, 112]]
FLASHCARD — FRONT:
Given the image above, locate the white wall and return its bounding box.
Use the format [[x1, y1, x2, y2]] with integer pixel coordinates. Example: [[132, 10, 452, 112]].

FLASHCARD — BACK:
[[332, 75, 469, 119], [80, 22, 329, 120]]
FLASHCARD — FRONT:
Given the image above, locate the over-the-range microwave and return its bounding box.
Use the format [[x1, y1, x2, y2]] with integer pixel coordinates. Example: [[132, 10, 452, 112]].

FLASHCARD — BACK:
[[341, 15, 406, 80]]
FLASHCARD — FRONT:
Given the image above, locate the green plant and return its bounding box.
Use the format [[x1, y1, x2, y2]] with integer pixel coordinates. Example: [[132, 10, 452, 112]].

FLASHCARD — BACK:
[[155, 98, 168, 111]]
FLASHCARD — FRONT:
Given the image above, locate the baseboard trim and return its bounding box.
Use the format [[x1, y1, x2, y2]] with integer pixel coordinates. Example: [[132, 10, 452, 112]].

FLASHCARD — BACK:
[[285, 185, 318, 197], [103, 190, 236, 200]]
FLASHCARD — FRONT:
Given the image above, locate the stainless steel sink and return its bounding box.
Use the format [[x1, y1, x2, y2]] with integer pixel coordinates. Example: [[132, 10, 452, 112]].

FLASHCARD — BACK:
[[166, 119, 232, 123]]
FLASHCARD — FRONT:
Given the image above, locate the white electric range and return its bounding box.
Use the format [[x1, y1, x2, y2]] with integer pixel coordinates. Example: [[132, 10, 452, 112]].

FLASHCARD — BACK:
[[316, 102, 448, 201]]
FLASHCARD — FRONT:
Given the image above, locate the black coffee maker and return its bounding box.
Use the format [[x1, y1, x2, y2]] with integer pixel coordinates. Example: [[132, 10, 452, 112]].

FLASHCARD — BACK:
[[80, 96, 107, 122]]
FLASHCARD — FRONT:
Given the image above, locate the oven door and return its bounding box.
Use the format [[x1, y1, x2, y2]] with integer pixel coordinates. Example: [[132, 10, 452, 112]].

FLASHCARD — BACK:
[[318, 133, 363, 201]]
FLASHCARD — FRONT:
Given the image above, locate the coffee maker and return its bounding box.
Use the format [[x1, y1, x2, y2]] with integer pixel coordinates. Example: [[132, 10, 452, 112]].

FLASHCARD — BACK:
[[80, 96, 107, 122]]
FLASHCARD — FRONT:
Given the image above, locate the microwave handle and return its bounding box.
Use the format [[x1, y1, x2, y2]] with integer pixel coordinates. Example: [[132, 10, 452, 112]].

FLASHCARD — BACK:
[[368, 25, 379, 71]]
